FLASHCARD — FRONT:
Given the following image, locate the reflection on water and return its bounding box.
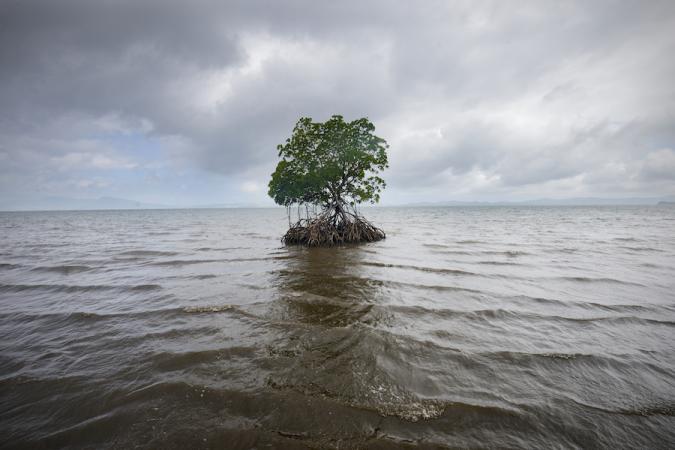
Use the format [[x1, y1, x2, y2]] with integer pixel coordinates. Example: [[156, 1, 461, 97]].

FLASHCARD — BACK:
[[266, 246, 443, 425], [274, 246, 381, 326], [1, 207, 674, 448]]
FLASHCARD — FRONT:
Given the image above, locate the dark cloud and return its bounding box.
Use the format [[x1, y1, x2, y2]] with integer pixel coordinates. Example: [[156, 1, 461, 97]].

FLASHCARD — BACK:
[[1, 0, 674, 206]]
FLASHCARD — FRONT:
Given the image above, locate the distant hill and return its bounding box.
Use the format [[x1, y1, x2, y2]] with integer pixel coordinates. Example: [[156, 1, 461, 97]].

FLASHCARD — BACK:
[[401, 196, 675, 207], [0, 196, 267, 211], [188, 202, 268, 209], [3, 195, 675, 211], [0, 196, 169, 211]]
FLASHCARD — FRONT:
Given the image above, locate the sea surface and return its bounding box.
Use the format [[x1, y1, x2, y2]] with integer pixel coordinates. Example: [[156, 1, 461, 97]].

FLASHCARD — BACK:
[[1, 206, 674, 449]]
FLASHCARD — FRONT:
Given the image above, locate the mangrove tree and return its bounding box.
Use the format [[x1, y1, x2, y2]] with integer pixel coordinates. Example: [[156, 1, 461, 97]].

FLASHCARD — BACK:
[[268, 115, 388, 246]]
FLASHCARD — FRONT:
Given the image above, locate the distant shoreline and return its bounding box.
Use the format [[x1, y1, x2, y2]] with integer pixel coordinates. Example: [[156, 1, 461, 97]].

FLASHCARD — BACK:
[[2, 202, 674, 213]]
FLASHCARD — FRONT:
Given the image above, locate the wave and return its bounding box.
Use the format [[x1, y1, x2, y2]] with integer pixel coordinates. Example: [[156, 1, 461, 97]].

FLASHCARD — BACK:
[[149, 257, 281, 266], [360, 261, 480, 276], [613, 237, 641, 242], [384, 279, 484, 294], [429, 250, 474, 255], [361, 322, 672, 369], [130, 284, 163, 291], [476, 260, 521, 266], [422, 243, 452, 249], [263, 326, 531, 423], [640, 262, 668, 269], [422, 244, 473, 254], [191, 274, 218, 280], [618, 246, 664, 252], [183, 304, 265, 322], [8, 300, 672, 341], [0, 283, 161, 294], [618, 403, 675, 417], [386, 304, 675, 327], [556, 276, 646, 286], [480, 350, 613, 364], [150, 346, 258, 371], [239, 232, 270, 240], [0, 302, 258, 325], [183, 304, 241, 313], [24, 243, 71, 249], [161, 273, 220, 281], [194, 246, 249, 252], [30, 264, 94, 274], [481, 250, 531, 257], [118, 250, 179, 257], [266, 370, 448, 422], [150, 258, 234, 266], [570, 397, 675, 417], [552, 247, 579, 253], [508, 295, 658, 314]]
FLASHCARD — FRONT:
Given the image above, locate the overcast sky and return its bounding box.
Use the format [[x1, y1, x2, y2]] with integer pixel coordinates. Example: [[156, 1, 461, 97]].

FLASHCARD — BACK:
[[1, 0, 674, 208]]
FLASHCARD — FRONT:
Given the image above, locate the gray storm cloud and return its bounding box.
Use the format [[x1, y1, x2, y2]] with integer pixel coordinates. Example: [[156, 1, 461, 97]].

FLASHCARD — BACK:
[[1, 0, 674, 206]]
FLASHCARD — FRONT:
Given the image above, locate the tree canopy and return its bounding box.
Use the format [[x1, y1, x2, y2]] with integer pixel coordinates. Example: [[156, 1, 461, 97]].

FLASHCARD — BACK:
[[268, 115, 389, 210]]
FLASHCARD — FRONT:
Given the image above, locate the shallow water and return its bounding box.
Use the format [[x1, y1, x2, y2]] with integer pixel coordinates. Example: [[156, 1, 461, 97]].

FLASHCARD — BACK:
[[1, 206, 674, 449]]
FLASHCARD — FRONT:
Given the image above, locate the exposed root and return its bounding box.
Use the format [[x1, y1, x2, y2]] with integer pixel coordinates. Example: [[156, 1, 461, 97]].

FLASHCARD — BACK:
[[282, 212, 385, 247]]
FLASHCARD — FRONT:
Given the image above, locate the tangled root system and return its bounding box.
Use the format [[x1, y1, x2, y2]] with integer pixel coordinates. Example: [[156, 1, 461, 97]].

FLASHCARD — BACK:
[[282, 212, 385, 247]]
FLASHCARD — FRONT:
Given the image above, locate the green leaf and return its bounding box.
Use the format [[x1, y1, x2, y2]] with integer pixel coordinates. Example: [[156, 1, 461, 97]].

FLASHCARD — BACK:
[[268, 115, 389, 209]]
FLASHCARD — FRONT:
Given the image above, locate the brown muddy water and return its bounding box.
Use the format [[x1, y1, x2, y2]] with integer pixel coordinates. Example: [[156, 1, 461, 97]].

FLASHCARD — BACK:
[[1, 206, 674, 449]]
